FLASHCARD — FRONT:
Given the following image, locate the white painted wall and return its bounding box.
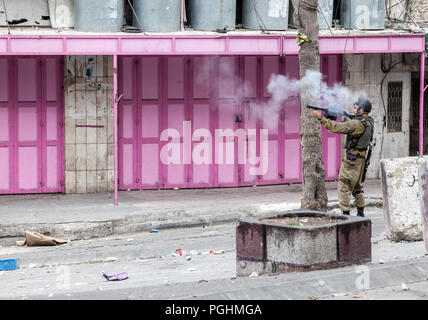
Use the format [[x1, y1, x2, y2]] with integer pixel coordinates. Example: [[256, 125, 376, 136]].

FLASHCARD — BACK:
[[343, 54, 412, 179], [381, 72, 411, 160]]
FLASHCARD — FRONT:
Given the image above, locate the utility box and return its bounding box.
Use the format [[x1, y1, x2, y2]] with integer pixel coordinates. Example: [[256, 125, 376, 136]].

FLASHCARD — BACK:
[[380, 157, 426, 241]]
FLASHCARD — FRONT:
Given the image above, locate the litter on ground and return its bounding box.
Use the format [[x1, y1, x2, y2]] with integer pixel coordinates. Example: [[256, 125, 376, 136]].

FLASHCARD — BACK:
[[104, 257, 118, 262], [25, 231, 68, 247], [0, 259, 18, 271], [103, 272, 128, 281]]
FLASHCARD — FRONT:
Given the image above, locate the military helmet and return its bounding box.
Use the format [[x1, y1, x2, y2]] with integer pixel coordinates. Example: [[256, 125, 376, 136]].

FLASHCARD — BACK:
[[354, 98, 372, 113]]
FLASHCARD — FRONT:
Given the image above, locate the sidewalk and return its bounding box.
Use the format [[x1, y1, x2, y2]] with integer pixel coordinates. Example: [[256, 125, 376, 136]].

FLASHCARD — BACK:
[[0, 179, 383, 244]]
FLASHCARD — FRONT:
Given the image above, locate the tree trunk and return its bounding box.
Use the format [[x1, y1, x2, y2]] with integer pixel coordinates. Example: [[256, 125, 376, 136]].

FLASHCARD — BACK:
[[295, 0, 328, 211]]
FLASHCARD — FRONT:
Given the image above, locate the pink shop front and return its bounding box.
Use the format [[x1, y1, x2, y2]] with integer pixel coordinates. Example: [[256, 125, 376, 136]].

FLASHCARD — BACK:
[[0, 56, 64, 194], [118, 54, 341, 190], [0, 34, 425, 201]]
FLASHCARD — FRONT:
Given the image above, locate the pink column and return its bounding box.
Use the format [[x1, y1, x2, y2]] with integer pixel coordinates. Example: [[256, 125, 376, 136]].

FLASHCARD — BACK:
[[420, 50, 425, 156], [114, 54, 119, 205]]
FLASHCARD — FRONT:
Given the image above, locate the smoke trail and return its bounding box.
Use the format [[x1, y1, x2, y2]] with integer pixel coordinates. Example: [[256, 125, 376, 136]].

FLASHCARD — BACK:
[[259, 74, 300, 129], [252, 69, 369, 125], [195, 57, 369, 126]]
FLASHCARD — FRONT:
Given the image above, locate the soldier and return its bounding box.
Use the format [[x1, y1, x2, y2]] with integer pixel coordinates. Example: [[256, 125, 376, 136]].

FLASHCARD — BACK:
[[311, 98, 374, 217]]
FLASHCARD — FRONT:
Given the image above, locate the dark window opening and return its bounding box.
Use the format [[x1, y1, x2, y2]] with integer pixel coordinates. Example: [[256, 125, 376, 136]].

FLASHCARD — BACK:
[[387, 81, 403, 132]]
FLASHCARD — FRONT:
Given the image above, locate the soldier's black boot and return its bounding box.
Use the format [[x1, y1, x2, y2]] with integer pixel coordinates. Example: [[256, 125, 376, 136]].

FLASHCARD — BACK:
[[342, 211, 350, 215], [357, 207, 365, 217]]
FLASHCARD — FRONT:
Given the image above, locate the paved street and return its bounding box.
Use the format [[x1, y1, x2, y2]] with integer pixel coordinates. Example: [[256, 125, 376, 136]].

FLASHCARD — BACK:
[[0, 206, 427, 300], [320, 279, 428, 300]]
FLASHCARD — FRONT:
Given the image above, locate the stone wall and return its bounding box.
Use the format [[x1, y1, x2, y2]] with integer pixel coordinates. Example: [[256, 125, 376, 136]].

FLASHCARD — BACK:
[[387, 0, 428, 26], [343, 53, 411, 179], [409, 0, 428, 25], [64, 56, 114, 193]]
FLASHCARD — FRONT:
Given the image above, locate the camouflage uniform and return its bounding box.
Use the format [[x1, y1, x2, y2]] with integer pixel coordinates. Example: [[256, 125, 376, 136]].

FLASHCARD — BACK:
[[319, 115, 374, 212]]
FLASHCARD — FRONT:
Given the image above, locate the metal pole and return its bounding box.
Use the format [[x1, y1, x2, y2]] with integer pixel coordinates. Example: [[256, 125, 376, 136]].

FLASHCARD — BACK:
[[113, 54, 119, 205], [420, 49, 426, 157]]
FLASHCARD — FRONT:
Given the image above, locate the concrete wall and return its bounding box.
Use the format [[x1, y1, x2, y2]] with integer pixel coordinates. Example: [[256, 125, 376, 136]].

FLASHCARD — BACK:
[[386, 0, 427, 26], [64, 56, 115, 193], [409, 0, 428, 25], [381, 156, 426, 241], [381, 71, 411, 159], [417, 158, 428, 252], [343, 53, 411, 179]]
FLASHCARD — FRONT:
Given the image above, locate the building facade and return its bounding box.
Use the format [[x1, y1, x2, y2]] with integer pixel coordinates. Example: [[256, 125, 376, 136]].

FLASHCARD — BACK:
[[0, 0, 426, 199]]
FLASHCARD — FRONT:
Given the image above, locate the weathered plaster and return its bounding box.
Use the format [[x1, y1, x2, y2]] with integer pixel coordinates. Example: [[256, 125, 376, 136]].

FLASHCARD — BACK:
[[381, 156, 426, 241], [64, 55, 114, 194], [343, 54, 412, 179]]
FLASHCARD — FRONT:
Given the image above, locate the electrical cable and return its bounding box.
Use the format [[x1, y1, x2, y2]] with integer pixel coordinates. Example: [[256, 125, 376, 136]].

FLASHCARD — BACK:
[[250, 0, 270, 34], [403, 0, 410, 23], [391, 0, 422, 31], [318, 4, 333, 35], [126, 0, 147, 35], [386, 0, 408, 23]]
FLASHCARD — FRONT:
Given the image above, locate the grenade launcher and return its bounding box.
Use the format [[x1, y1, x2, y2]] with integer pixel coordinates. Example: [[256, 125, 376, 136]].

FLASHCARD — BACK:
[[306, 104, 355, 121]]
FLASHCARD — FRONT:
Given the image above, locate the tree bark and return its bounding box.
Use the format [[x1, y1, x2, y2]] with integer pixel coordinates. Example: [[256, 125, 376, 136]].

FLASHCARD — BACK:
[[295, 0, 328, 211]]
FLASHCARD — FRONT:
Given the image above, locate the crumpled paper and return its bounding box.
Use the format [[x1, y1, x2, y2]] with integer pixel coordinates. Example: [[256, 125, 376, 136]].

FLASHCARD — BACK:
[[25, 231, 68, 247]]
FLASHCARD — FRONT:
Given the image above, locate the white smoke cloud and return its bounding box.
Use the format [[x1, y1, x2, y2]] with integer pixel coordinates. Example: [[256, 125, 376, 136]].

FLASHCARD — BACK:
[[261, 74, 300, 129], [256, 69, 368, 123], [193, 56, 368, 126]]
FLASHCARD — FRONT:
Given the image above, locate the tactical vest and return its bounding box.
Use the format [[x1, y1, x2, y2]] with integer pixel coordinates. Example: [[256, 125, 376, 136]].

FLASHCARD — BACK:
[[345, 116, 374, 151]]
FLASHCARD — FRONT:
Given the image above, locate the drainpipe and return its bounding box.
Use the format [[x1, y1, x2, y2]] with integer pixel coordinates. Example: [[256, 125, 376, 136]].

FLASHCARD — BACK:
[[113, 54, 118, 205]]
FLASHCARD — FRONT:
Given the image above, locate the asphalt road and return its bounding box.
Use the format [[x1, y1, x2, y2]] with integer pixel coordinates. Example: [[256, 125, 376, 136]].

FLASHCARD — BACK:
[[0, 207, 427, 301]]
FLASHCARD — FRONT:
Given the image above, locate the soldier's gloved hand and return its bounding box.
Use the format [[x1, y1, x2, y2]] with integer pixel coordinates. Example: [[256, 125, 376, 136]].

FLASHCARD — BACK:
[[311, 110, 321, 118]]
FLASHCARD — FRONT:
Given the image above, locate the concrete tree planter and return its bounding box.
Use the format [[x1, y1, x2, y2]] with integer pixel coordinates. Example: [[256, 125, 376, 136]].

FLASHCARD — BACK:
[[236, 210, 371, 277]]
